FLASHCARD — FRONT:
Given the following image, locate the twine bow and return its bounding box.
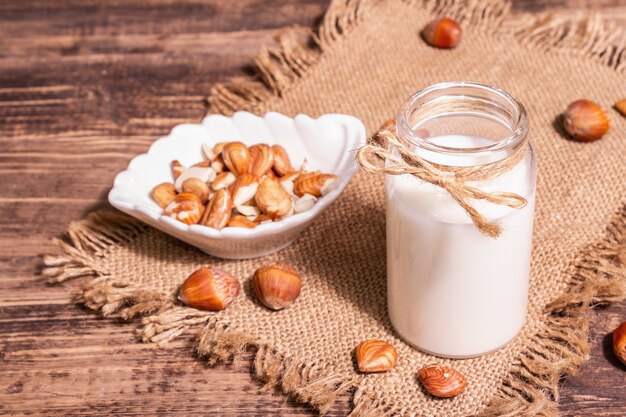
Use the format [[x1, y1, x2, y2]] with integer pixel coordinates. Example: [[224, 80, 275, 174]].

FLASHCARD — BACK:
[[356, 121, 529, 238]]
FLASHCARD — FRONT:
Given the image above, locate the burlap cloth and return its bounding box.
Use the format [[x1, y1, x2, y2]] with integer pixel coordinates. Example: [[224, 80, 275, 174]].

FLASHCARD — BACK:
[[44, 0, 626, 415]]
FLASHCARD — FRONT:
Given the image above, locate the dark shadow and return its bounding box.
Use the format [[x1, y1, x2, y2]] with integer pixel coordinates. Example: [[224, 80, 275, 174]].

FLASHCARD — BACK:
[[552, 113, 576, 142], [601, 331, 626, 371]]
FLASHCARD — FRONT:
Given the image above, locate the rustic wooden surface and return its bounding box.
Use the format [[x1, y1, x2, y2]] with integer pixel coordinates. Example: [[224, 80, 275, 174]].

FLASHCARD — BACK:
[[1, 1, 625, 415]]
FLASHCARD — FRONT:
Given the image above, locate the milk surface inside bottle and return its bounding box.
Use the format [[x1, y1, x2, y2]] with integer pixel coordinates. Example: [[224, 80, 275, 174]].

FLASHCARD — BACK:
[[386, 83, 536, 358]]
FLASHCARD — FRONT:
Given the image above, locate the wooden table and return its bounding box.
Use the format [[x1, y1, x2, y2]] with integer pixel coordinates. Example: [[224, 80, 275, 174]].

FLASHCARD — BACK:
[[1, 1, 625, 415]]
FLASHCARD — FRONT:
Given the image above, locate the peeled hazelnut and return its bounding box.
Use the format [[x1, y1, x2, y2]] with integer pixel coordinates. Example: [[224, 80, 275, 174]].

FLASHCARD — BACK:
[[211, 155, 224, 173], [236, 204, 261, 219], [230, 173, 260, 207], [562, 99, 609, 142], [171, 160, 185, 179], [355, 340, 398, 373], [422, 18, 462, 49], [614, 99, 626, 117], [294, 193, 317, 213], [201, 142, 216, 160], [271, 144, 294, 176], [249, 144, 274, 177], [200, 188, 232, 230], [252, 263, 301, 310], [164, 192, 204, 225], [418, 365, 466, 398], [151, 182, 177, 208], [293, 171, 338, 197], [227, 214, 257, 228], [174, 166, 216, 192], [613, 321, 626, 366], [255, 177, 293, 217], [178, 267, 240, 311], [211, 171, 236, 191], [182, 178, 210, 204], [222, 141, 250, 176]]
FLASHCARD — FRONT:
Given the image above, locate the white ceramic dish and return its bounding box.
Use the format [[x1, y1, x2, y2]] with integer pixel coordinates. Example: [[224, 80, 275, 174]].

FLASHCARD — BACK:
[[108, 111, 366, 259]]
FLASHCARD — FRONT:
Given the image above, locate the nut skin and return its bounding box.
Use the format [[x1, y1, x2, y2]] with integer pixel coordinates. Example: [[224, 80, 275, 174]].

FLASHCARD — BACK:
[[355, 340, 398, 373], [171, 160, 185, 179], [255, 177, 293, 217], [249, 144, 274, 177], [252, 263, 302, 310], [212, 142, 228, 156], [613, 321, 626, 366], [227, 214, 258, 228], [222, 141, 250, 176], [293, 171, 338, 198], [164, 192, 204, 225], [230, 173, 260, 207], [192, 160, 212, 168], [151, 182, 177, 208], [211, 171, 236, 191], [422, 18, 462, 49], [211, 155, 224, 173], [199, 188, 232, 230], [178, 267, 240, 311], [181, 178, 210, 204], [614, 99, 626, 118], [271, 144, 294, 176], [418, 365, 466, 398], [562, 99, 609, 142]]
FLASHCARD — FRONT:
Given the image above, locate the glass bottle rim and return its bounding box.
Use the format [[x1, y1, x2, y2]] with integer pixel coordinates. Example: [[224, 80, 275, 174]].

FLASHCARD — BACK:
[[396, 82, 529, 157]]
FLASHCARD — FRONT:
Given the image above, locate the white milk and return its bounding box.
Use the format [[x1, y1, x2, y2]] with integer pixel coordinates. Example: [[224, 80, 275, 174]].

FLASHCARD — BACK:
[[386, 134, 535, 358]]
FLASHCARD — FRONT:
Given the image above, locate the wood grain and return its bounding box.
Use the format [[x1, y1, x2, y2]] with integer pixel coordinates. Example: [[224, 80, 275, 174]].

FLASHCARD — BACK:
[[1, 1, 625, 415]]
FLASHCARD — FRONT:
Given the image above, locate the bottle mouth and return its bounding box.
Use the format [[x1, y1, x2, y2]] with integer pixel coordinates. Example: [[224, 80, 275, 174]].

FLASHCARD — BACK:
[[396, 82, 528, 159]]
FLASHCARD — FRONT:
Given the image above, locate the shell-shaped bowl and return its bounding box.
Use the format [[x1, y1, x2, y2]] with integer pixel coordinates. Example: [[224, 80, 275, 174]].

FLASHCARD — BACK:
[[108, 111, 366, 259]]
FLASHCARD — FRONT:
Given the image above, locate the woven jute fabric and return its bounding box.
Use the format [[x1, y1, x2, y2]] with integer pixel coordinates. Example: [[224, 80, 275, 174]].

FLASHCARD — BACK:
[[44, 0, 626, 415]]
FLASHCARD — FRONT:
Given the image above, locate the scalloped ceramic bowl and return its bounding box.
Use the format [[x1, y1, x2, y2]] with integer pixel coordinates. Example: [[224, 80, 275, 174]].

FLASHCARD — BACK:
[[108, 112, 366, 259]]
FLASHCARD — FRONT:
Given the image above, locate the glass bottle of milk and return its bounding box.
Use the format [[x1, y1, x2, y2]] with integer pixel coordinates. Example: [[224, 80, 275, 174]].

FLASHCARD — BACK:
[[386, 82, 536, 358]]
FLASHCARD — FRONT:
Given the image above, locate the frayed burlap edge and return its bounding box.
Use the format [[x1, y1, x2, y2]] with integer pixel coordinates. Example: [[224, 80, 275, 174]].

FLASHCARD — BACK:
[[207, 0, 625, 115], [42, 0, 626, 415], [41, 204, 625, 415]]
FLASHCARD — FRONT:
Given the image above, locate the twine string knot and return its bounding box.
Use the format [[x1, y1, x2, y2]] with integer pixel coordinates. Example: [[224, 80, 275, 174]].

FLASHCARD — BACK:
[[356, 121, 529, 238]]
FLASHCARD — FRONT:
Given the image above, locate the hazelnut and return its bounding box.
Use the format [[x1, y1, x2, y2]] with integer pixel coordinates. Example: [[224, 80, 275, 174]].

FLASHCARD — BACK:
[[614, 99, 626, 118], [293, 171, 338, 198], [151, 182, 177, 208], [562, 99, 609, 142], [294, 193, 317, 214], [199, 188, 232, 230], [355, 340, 398, 373], [255, 177, 293, 217], [181, 178, 210, 204], [227, 215, 257, 228], [422, 18, 462, 49], [249, 144, 274, 177], [174, 166, 216, 192], [271, 144, 294, 176], [418, 365, 466, 398], [178, 267, 240, 311], [252, 263, 301, 310], [211, 171, 236, 191], [164, 192, 204, 225], [222, 141, 250, 176], [613, 321, 626, 366], [230, 173, 260, 207]]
